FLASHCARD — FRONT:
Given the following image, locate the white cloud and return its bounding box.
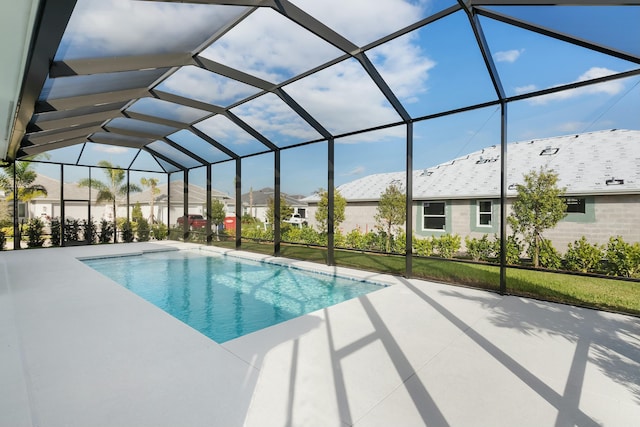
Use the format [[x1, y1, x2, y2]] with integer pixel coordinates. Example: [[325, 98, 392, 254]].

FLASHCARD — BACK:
[[161, 66, 258, 106], [231, 93, 321, 142], [209, 4, 435, 140], [92, 144, 129, 154], [494, 49, 524, 63], [284, 59, 405, 136], [61, 0, 434, 147], [555, 119, 615, 134], [555, 121, 587, 133], [529, 67, 624, 105], [60, 0, 245, 59], [292, 0, 429, 46], [341, 166, 365, 176], [201, 8, 342, 83], [196, 115, 256, 147], [368, 33, 436, 104], [515, 84, 537, 95]]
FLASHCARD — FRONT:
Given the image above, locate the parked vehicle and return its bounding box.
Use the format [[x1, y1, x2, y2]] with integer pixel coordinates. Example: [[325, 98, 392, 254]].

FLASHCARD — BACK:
[[283, 213, 307, 227], [176, 214, 207, 229]]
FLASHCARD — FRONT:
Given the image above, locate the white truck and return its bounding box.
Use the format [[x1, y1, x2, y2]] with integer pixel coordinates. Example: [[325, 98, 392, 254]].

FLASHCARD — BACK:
[[283, 213, 306, 227]]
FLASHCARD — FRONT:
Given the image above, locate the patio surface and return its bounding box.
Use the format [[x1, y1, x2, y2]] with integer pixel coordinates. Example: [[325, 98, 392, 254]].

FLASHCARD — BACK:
[[1, 242, 639, 427]]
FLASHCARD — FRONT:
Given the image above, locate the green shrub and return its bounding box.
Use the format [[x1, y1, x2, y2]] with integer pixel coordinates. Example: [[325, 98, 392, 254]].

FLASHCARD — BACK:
[[187, 229, 206, 243], [115, 217, 128, 231], [99, 219, 114, 244], [121, 221, 134, 243], [465, 234, 495, 261], [242, 225, 274, 241], [137, 218, 150, 242], [283, 225, 320, 245], [413, 236, 433, 256], [492, 234, 522, 265], [531, 238, 562, 269], [168, 225, 183, 240], [83, 218, 97, 244], [64, 218, 80, 242], [26, 218, 45, 248], [361, 231, 384, 252], [564, 236, 604, 273], [131, 202, 144, 223], [345, 228, 366, 249], [151, 223, 168, 240], [0, 226, 12, 238], [334, 229, 346, 249], [606, 236, 640, 278], [298, 226, 322, 245], [50, 217, 61, 247], [433, 234, 461, 259], [314, 232, 328, 247], [391, 230, 406, 254], [241, 214, 262, 227]]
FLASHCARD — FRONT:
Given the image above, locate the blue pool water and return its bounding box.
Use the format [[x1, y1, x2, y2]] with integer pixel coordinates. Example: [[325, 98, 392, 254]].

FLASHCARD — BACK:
[[83, 250, 384, 343]]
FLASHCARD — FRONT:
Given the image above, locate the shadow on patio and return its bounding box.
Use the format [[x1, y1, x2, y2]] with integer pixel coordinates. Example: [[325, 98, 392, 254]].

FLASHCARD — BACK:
[[234, 277, 640, 427]]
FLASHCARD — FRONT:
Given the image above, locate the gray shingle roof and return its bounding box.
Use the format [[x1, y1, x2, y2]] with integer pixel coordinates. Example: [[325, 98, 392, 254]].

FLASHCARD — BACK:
[[28, 177, 231, 205], [304, 129, 640, 202], [241, 187, 307, 207]]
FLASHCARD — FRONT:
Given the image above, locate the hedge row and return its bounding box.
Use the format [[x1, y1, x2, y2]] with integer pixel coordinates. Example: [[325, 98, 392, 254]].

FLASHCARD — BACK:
[[242, 225, 640, 279], [0, 217, 168, 249]]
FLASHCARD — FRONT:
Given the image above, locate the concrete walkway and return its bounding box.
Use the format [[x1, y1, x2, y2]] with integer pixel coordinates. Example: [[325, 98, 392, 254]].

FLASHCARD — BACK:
[[2, 242, 639, 426]]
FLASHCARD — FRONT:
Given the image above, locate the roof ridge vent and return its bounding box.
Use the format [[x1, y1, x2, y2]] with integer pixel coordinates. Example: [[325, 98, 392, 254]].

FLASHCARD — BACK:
[[476, 156, 499, 164], [605, 177, 624, 186], [540, 147, 559, 156]]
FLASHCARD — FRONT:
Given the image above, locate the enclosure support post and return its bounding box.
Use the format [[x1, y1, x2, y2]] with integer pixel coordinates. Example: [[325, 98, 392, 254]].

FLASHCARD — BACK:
[[167, 172, 171, 233], [405, 122, 413, 278], [499, 102, 508, 294], [88, 167, 92, 242], [235, 158, 242, 249], [183, 170, 189, 241], [60, 165, 65, 247], [206, 165, 212, 245], [274, 150, 281, 256], [126, 170, 130, 223], [12, 165, 19, 250], [327, 137, 335, 266]]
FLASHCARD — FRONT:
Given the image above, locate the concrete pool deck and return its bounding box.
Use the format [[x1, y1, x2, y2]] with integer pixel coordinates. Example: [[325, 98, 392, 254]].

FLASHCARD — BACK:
[[1, 242, 639, 427]]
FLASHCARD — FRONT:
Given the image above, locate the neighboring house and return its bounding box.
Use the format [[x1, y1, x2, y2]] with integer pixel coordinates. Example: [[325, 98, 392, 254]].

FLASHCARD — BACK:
[[129, 180, 232, 225], [303, 129, 640, 251], [241, 187, 307, 224], [15, 174, 102, 223], [19, 176, 232, 226]]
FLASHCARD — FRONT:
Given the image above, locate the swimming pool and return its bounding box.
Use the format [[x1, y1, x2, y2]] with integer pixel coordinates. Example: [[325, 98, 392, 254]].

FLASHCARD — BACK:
[[83, 250, 384, 343]]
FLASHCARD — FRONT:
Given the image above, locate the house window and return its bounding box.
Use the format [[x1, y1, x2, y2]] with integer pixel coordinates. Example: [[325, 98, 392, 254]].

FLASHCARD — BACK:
[[477, 200, 492, 226], [18, 203, 26, 218], [423, 202, 445, 230], [564, 197, 586, 214], [297, 208, 306, 219]]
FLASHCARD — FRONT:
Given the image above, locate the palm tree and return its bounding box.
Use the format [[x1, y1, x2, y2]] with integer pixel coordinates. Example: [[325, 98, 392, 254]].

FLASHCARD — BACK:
[[140, 177, 160, 223], [78, 160, 141, 225], [0, 161, 48, 220]]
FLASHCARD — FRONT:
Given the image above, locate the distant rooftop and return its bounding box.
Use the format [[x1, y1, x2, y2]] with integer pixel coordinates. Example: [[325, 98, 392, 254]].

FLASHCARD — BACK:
[[304, 129, 640, 202]]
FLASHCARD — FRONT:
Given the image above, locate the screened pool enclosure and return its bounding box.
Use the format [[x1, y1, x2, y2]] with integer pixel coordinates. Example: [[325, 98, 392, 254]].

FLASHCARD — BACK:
[[1, 0, 640, 304]]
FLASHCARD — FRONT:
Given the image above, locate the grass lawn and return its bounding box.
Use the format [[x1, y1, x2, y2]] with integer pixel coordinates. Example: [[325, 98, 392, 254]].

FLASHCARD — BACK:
[[207, 240, 640, 316]]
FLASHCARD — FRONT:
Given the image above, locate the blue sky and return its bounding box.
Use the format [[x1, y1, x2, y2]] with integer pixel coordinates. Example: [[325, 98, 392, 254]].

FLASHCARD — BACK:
[[33, 0, 640, 198]]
